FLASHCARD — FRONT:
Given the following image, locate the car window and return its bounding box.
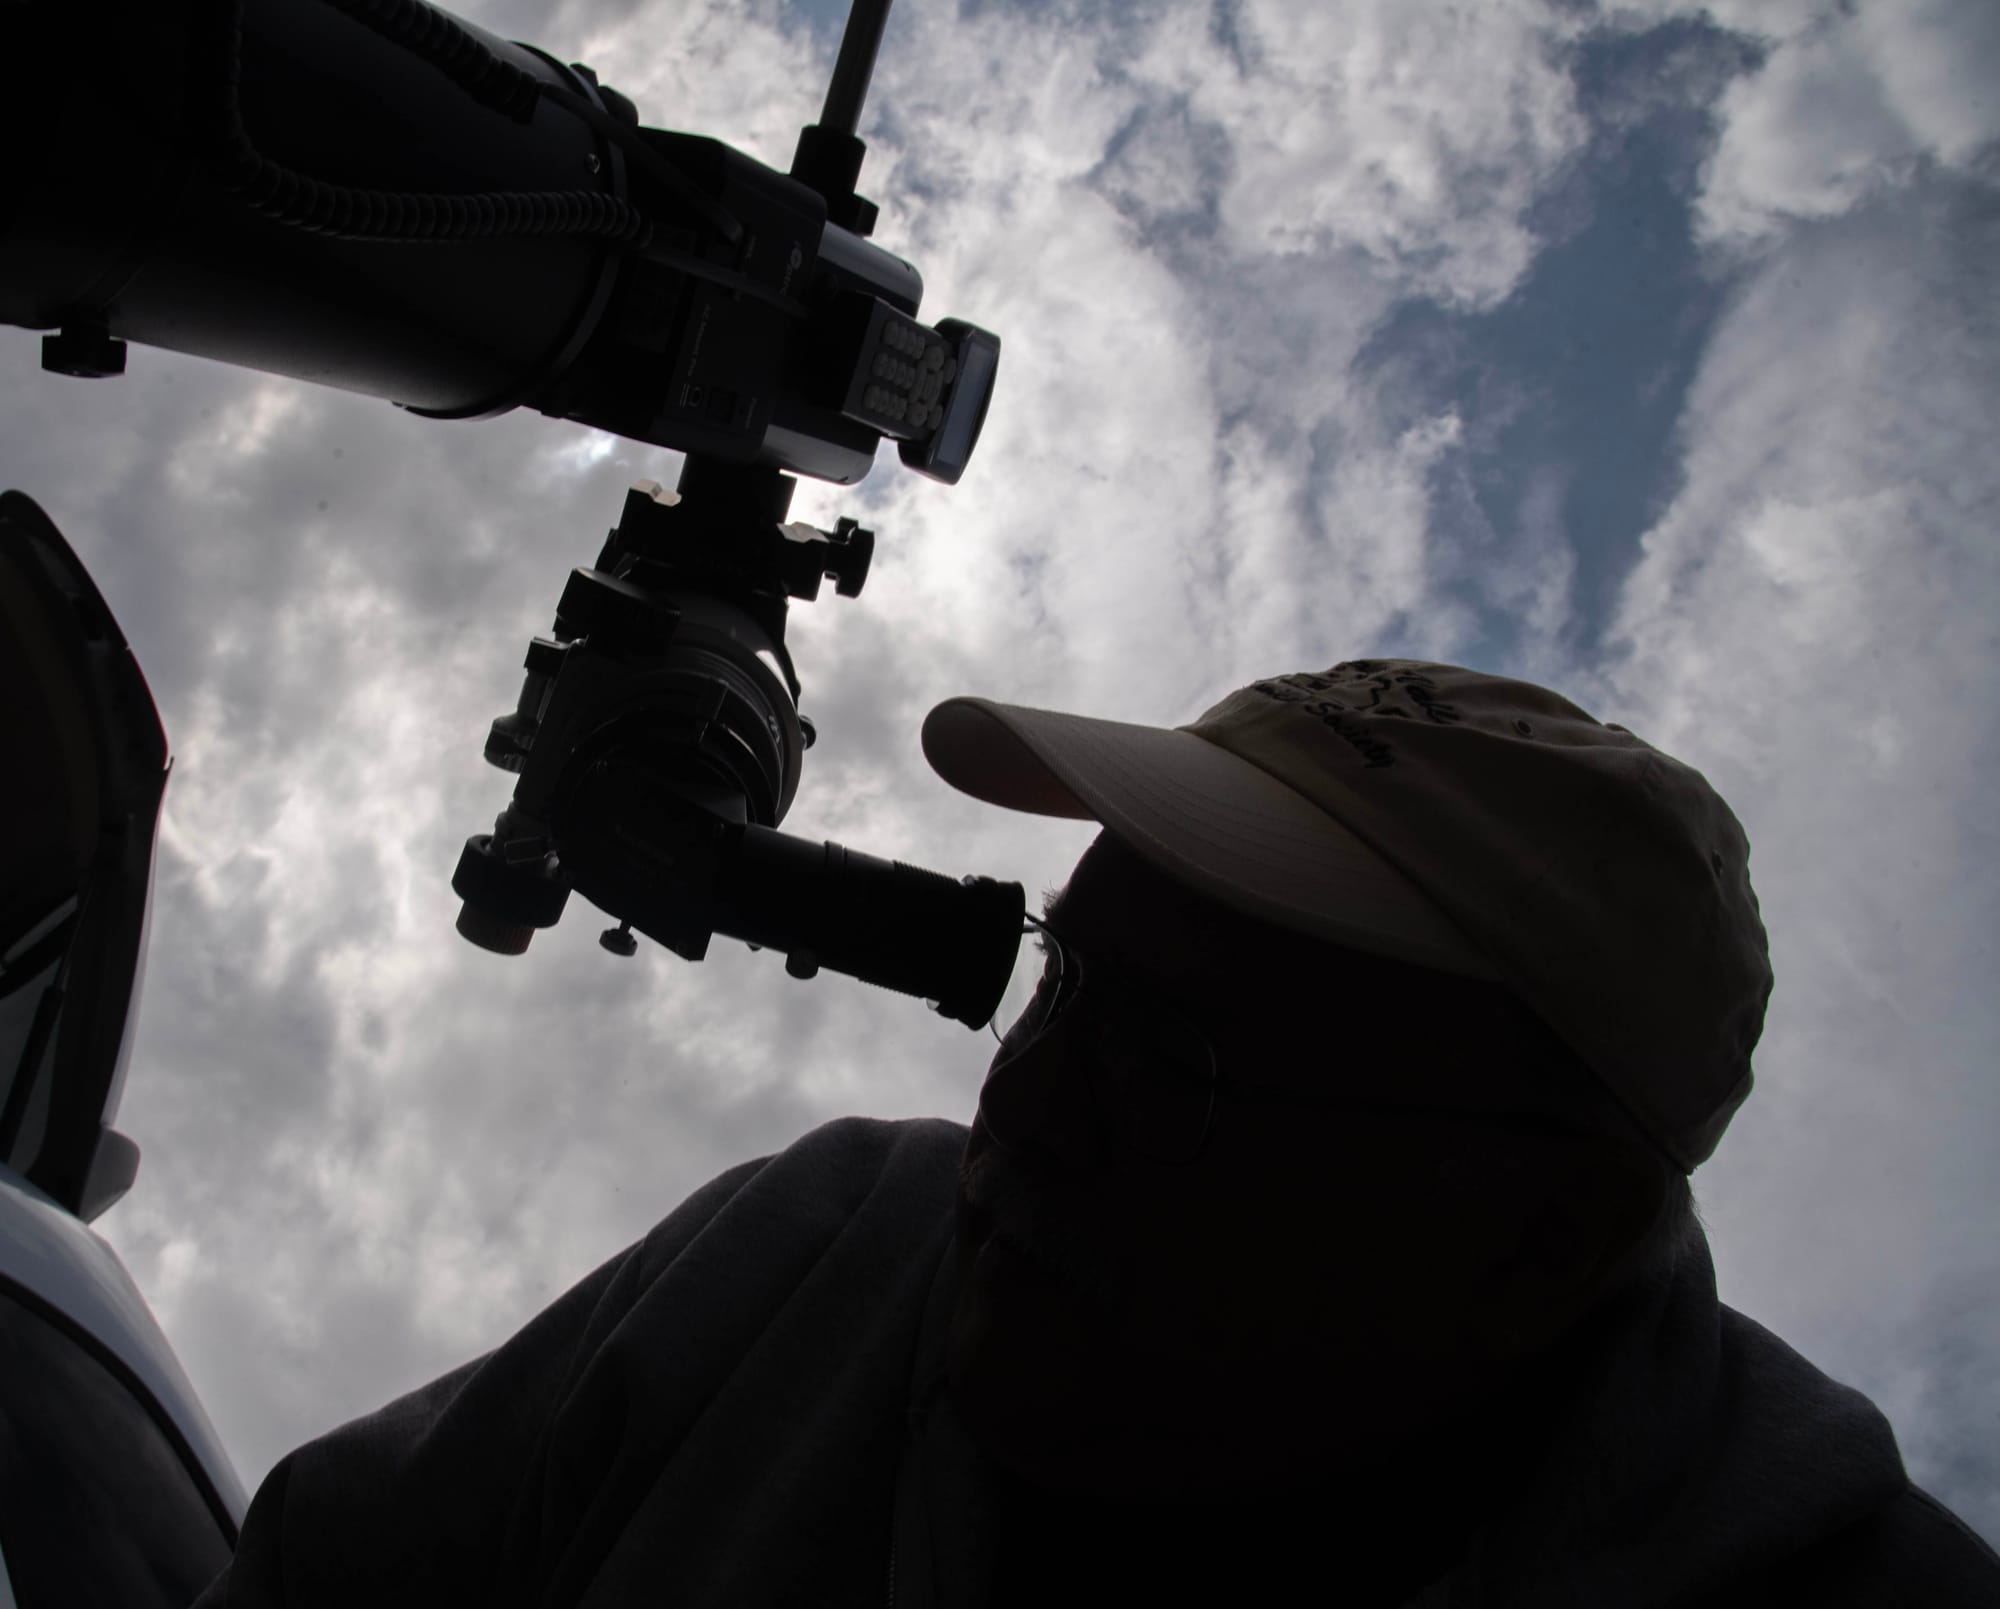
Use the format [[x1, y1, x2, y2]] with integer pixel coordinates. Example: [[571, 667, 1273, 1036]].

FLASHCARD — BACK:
[[0, 1282, 232, 1608], [0, 948, 60, 1173]]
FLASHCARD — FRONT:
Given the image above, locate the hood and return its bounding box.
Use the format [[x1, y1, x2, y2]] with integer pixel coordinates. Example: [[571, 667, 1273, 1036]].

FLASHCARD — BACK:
[[893, 1227, 1910, 1609], [1454, 1234, 1909, 1606]]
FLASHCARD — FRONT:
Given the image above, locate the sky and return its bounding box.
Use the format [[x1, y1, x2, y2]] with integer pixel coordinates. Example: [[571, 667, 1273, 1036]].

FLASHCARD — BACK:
[[4, 0, 1997, 1548]]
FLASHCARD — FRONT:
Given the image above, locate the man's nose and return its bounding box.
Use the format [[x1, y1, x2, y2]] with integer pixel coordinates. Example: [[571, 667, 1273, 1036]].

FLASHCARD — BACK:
[[980, 1008, 1120, 1174]]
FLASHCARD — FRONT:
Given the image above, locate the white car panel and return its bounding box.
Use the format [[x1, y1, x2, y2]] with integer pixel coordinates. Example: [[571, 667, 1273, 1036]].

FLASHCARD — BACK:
[[0, 1163, 248, 1525]]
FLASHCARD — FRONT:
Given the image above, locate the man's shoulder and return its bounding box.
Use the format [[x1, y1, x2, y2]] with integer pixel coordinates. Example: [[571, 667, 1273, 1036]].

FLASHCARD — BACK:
[[1711, 1480, 2000, 1607], [681, 1113, 967, 1199], [765, 1113, 970, 1201], [1880, 1485, 2000, 1592], [1702, 1302, 2000, 1603], [789, 1112, 971, 1163], [643, 1113, 967, 1260]]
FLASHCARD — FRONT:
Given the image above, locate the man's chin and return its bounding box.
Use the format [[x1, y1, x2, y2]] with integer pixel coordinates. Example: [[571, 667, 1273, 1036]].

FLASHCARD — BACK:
[[944, 1248, 1298, 1503], [945, 1364, 1304, 1504]]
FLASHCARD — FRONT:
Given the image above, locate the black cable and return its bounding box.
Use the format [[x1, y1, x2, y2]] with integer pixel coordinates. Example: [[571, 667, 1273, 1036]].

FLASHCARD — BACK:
[[536, 81, 742, 247], [316, 0, 741, 244], [316, 0, 542, 120], [198, 0, 643, 246]]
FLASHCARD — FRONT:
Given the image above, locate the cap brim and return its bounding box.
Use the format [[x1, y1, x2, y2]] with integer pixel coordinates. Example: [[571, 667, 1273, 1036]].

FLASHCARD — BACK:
[[921, 696, 1502, 981]]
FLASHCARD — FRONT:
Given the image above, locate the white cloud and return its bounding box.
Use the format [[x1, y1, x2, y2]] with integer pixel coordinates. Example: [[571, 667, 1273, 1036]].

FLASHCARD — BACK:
[[1859, 0, 2000, 166], [801, 0, 1610, 729], [566, 0, 832, 171], [1132, 0, 1591, 307], [1615, 0, 2000, 243], [1582, 183, 2000, 1513]]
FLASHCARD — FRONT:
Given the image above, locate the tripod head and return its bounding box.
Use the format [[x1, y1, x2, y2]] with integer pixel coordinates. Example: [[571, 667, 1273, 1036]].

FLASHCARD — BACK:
[[3, 0, 1025, 1028]]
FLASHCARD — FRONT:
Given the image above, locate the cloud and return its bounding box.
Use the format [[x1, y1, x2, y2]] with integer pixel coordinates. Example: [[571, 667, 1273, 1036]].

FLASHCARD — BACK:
[[1611, 0, 2000, 243], [6, 0, 1992, 1547], [1578, 172, 2000, 1537], [1127, 0, 1592, 307], [807, 0, 1611, 731]]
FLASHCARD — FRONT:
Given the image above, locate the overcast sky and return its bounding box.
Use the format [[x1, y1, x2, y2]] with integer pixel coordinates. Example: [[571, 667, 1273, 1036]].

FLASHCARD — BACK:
[[5, 0, 1996, 1545]]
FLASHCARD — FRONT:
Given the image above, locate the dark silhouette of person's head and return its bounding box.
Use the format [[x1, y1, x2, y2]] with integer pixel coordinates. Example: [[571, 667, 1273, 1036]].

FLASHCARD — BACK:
[[949, 827, 1688, 1507], [922, 659, 1765, 1580]]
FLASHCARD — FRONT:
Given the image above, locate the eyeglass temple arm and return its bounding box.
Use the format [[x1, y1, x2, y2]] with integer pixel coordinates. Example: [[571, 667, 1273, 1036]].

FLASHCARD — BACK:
[[988, 913, 1070, 1042]]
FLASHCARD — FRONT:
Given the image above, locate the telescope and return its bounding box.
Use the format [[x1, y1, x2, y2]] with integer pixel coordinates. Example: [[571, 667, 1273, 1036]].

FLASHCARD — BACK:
[[2, 0, 1025, 1029]]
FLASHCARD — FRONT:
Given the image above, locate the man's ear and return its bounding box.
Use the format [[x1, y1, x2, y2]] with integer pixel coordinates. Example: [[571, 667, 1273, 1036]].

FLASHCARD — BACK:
[[1467, 1135, 1670, 1359]]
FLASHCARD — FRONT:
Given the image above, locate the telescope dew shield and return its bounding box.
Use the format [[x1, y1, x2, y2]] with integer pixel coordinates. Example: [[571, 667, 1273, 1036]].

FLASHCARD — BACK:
[[2, 0, 620, 419], [1, 0, 999, 488]]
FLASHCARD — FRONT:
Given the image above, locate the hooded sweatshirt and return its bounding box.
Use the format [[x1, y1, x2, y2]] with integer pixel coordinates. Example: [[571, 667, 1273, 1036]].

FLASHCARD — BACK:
[[193, 1116, 1998, 1608]]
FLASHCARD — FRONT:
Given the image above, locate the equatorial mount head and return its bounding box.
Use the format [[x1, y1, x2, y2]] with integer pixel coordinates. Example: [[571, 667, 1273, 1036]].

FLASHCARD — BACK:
[[448, 450, 1025, 1029], [454, 455, 866, 954]]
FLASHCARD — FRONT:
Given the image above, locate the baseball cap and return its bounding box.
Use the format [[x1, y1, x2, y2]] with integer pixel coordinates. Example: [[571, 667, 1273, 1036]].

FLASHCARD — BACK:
[[921, 660, 1773, 1172]]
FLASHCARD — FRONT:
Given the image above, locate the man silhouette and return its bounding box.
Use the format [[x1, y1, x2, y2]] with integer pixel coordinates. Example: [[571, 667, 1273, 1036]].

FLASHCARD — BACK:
[[197, 662, 1999, 1606]]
